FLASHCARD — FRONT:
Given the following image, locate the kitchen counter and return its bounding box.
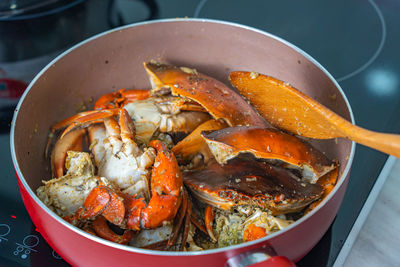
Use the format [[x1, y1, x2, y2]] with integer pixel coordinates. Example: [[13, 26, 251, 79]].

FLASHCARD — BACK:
[[339, 157, 400, 266]]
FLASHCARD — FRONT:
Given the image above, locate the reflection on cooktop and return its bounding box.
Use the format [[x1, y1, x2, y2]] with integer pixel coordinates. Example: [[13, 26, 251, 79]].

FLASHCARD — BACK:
[[194, 0, 384, 82]]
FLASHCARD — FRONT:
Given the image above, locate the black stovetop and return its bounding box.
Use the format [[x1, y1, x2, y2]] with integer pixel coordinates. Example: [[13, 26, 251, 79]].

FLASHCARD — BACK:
[[1, 0, 400, 266]]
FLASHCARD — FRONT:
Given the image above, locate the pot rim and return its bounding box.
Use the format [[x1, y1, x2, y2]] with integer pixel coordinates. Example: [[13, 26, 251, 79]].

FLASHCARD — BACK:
[[10, 18, 356, 257]]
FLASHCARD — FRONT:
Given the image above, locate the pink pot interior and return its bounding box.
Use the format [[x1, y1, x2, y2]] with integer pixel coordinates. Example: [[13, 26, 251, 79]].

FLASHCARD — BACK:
[[13, 19, 353, 229]]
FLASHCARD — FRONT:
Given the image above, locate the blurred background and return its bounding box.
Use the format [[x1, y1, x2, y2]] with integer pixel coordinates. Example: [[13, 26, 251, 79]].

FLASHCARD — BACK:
[[0, 0, 399, 266]]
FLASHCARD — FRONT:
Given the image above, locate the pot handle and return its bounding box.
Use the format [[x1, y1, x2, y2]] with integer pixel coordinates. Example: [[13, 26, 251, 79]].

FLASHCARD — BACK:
[[225, 247, 296, 267]]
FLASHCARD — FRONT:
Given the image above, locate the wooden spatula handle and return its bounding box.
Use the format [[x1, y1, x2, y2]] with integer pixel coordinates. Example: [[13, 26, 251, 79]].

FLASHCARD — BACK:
[[342, 124, 400, 158]]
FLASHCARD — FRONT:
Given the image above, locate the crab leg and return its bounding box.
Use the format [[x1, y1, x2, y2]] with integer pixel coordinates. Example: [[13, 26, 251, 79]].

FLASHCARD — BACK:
[[60, 108, 121, 139], [118, 108, 135, 142], [82, 223, 97, 236], [141, 240, 169, 250], [51, 129, 85, 177], [190, 215, 208, 235], [153, 96, 207, 113], [46, 108, 121, 159], [175, 102, 207, 112], [140, 140, 183, 229], [92, 216, 135, 245], [48, 109, 118, 144], [180, 197, 192, 250], [47, 87, 147, 157], [94, 89, 150, 110], [50, 110, 99, 132], [167, 188, 188, 248], [100, 190, 126, 226], [45, 110, 96, 158], [205, 206, 217, 243], [101, 108, 139, 156], [79, 185, 111, 219]]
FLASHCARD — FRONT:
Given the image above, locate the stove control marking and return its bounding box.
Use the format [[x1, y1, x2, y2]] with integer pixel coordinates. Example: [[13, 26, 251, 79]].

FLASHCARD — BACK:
[[13, 234, 39, 259], [0, 223, 10, 242]]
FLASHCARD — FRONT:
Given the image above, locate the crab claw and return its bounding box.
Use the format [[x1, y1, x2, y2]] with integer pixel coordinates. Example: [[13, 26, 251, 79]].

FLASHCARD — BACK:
[[202, 126, 336, 183], [69, 140, 183, 234], [140, 140, 183, 229], [144, 61, 266, 127], [182, 158, 323, 215], [78, 185, 126, 226]]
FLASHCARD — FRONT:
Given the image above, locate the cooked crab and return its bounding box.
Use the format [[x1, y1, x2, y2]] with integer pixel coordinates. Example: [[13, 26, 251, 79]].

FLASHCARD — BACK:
[[62, 140, 185, 245], [39, 60, 341, 250], [41, 107, 188, 246], [49, 108, 156, 200], [182, 156, 323, 246]]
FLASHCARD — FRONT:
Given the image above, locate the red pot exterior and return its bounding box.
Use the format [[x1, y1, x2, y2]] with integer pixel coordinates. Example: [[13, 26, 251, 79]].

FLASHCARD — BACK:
[[16, 170, 350, 266], [12, 19, 355, 267]]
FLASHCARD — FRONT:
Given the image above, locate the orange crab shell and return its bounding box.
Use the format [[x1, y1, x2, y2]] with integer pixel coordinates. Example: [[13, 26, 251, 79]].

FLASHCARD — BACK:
[[201, 126, 336, 182], [243, 224, 267, 242], [140, 140, 183, 229], [172, 119, 228, 161], [143, 61, 266, 128]]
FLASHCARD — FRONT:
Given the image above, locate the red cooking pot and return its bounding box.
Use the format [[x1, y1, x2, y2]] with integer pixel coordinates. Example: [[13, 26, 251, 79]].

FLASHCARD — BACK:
[[10, 19, 355, 266]]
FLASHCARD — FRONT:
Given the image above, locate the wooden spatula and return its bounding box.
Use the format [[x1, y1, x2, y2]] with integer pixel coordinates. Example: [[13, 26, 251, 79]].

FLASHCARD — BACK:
[[229, 71, 400, 158]]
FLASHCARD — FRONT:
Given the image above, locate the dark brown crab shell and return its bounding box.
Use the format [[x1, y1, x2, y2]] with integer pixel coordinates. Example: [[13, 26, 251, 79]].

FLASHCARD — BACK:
[[143, 61, 267, 128], [182, 158, 323, 215]]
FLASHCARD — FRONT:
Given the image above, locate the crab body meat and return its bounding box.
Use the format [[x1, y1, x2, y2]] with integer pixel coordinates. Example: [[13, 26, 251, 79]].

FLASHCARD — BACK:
[[88, 120, 156, 200], [37, 151, 113, 217], [129, 224, 173, 248], [123, 96, 211, 145]]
